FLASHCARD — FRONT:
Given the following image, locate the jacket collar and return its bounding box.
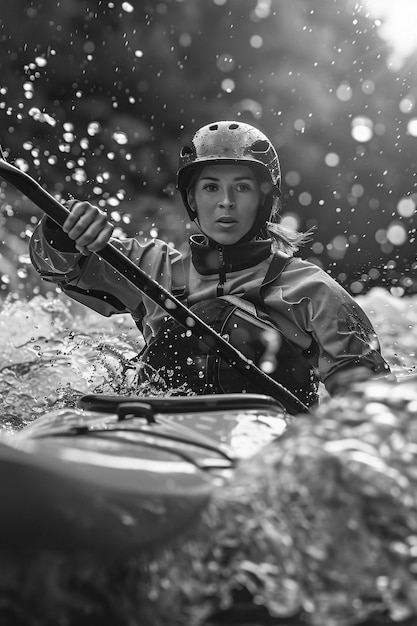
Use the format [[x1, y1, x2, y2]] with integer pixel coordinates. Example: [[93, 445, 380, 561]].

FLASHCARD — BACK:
[[189, 234, 272, 275]]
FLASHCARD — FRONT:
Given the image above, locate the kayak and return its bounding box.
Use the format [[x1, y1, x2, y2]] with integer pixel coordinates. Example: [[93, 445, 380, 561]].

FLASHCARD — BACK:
[[0, 393, 287, 556]]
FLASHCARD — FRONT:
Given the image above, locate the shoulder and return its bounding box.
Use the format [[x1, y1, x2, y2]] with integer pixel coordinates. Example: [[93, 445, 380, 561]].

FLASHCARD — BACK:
[[278, 256, 354, 303], [285, 255, 327, 275], [284, 256, 340, 285]]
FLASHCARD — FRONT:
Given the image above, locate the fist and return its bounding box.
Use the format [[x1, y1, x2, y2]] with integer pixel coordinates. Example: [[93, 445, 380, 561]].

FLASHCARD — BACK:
[[63, 200, 114, 255]]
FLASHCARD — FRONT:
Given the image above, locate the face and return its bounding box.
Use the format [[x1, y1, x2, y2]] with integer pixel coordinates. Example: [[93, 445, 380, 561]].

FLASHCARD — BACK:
[[188, 164, 262, 245]]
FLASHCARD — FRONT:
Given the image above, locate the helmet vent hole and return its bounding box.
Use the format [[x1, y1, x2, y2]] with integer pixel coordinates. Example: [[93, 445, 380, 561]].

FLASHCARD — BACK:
[[180, 145, 194, 157], [251, 140, 270, 153], [228, 123, 239, 130], [209, 124, 219, 131]]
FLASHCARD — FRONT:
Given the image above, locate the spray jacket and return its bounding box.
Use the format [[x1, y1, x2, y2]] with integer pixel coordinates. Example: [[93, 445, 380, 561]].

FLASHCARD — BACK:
[[30, 216, 390, 397]]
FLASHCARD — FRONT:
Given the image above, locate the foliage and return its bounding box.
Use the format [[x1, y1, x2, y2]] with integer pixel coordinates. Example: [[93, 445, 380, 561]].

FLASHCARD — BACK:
[[1, 0, 417, 300]]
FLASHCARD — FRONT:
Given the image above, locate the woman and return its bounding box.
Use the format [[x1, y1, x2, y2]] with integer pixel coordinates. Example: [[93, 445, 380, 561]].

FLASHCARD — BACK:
[[29, 120, 390, 409]]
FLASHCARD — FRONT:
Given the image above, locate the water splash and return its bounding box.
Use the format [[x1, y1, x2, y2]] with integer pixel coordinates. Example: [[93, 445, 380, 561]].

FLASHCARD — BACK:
[[0, 294, 142, 433]]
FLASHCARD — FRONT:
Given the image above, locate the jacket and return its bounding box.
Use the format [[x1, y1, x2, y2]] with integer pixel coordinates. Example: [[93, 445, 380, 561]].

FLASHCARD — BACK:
[[29, 217, 390, 393]]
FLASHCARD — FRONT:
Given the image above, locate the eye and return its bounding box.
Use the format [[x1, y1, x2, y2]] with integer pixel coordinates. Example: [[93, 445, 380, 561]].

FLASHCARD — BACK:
[[202, 182, 218, 192], [236, 181, 254, 192]]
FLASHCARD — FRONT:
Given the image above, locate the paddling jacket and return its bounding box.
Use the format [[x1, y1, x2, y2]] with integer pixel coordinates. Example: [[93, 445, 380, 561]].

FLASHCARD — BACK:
[[30, 217, 390, 402]]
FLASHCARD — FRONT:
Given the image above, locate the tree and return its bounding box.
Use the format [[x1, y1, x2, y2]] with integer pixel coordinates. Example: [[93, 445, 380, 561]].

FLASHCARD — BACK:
[[1, 0, 416, 298]]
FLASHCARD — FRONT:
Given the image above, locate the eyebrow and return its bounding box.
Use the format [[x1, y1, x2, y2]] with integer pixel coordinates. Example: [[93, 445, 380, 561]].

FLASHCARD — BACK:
[[199, 175, 254, 181]]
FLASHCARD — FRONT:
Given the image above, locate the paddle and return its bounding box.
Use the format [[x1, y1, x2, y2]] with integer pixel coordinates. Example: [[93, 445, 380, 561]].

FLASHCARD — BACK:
[[0, 153, 308, 414]]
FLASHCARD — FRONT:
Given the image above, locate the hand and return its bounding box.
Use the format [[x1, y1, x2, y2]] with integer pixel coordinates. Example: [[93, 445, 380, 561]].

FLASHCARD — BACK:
[[63, 199, 114, 255]]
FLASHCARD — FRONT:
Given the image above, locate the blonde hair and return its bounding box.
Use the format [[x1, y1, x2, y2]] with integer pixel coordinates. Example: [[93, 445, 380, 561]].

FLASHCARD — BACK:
[[261, 197, 315, 255], [266, 222, 314, 255]]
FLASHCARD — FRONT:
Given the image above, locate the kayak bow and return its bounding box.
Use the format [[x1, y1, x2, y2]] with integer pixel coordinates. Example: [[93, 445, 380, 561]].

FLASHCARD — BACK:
[[0, 393, 287, 556]]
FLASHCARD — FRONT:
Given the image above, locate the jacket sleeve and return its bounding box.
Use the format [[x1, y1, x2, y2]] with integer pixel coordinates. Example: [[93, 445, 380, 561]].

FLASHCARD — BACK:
[[264, 257, 390, 391], [29, 216, 185, 334]]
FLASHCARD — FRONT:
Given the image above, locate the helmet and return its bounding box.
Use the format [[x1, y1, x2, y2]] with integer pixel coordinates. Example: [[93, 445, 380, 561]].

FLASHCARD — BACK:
[[176, 121, 281, 239]]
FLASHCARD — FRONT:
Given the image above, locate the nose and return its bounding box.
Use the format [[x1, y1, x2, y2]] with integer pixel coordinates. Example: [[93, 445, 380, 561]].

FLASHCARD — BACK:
[[219, 187, 235, 209]]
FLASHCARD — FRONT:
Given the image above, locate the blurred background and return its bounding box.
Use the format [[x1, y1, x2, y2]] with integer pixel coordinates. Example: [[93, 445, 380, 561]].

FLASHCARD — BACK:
[[1, 0, 417, 299]]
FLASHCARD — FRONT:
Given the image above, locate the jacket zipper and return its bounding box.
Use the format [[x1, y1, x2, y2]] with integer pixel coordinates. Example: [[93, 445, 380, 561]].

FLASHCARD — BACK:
[[216, 245, 226, 296]]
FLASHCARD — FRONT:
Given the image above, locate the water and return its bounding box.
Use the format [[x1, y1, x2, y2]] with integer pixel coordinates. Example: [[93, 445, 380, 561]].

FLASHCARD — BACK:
[[0, 293, 142, 435], [0, 288, 417, 626], [1, 286, 415, 437]]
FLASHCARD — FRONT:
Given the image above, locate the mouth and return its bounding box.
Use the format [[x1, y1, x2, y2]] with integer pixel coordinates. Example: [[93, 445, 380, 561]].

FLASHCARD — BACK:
[[216, 216, 237, 224]]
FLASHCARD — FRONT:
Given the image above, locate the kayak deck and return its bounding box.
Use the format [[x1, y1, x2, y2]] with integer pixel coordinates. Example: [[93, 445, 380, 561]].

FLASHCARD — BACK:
[[0, 393, 287, 555]]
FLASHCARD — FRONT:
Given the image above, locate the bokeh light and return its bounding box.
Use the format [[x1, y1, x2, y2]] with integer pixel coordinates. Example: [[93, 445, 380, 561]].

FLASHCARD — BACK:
[[397, 197, 416, 218], [386, 222, 408, 246], [351, 116, 374, 142]]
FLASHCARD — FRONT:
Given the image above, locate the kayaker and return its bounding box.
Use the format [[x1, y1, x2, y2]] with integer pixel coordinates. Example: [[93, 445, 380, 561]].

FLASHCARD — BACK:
[[29, 120, 390, 407]]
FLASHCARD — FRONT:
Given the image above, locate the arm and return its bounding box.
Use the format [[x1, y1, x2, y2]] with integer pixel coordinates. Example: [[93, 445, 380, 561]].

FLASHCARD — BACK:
[[29, 200, 131, 317], [30, 200, 186, 339], [29, 199, 114, 278], [302, 271, 391, 393], [263, 258, 391, 395]]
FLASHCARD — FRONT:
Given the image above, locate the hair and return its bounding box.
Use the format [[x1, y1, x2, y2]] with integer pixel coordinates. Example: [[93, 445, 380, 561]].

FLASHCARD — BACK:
[[261, 196, 315, 256]]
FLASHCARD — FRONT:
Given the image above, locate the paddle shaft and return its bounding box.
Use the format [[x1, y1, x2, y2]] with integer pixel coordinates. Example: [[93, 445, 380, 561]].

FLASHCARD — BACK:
[[0, 157, 308, 414]]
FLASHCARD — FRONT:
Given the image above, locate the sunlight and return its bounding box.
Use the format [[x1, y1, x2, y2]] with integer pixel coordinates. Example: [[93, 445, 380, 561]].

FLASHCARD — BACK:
[[365, 0, 417, 68]]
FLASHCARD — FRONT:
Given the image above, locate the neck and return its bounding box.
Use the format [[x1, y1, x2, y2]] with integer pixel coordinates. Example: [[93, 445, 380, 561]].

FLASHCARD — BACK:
[[189, 234, 272, 275]]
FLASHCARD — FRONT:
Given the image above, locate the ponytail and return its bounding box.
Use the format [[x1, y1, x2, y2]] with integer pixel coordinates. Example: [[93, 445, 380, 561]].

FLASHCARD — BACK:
[[260, 196, 315, 255]]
